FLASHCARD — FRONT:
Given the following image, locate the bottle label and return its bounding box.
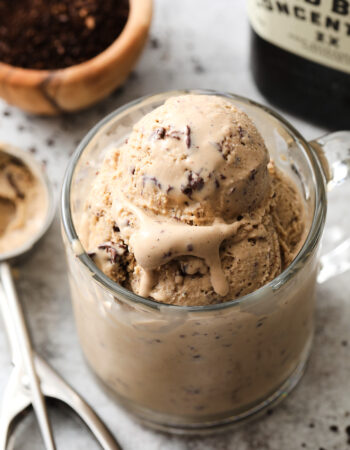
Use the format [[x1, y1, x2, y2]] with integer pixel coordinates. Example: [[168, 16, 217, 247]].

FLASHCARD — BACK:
[[247, 0, 350, 74]]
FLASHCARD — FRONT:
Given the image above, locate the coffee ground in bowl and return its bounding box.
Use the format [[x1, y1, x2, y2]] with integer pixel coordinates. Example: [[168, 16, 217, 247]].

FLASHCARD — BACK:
[[0, 0, 129, 70]]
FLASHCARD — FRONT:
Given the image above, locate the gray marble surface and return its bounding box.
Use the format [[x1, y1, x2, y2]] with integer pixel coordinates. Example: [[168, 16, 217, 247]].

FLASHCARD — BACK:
[[0, 1, 350, 449]]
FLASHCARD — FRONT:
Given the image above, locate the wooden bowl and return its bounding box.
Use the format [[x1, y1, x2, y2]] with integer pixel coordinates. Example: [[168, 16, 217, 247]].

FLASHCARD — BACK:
[[0, 0, 152, 115]]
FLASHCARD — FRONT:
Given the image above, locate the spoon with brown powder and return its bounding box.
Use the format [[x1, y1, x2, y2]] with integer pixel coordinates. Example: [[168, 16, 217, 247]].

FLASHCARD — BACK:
[[0, 144, 121, 449]]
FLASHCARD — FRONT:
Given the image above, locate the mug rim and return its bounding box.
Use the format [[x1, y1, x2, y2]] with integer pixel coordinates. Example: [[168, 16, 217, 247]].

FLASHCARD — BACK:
[[61, 89, 327, 312]]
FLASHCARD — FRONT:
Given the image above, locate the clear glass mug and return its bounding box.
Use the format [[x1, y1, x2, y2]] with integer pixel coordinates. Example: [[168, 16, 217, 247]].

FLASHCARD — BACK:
[[61, 90, 350, 434]]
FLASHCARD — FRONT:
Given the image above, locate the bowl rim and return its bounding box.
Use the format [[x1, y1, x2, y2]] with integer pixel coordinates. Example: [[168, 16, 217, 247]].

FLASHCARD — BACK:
[[0, 0, 152, 83], [61, 89, 328, 313]]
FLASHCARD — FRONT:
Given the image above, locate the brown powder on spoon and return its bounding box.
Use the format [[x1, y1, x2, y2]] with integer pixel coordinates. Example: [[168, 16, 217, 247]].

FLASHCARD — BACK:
[[0, 0, 129, 70]]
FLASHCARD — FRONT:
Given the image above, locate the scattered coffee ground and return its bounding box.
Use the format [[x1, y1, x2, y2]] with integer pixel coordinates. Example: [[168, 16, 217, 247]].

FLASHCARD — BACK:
[[0, 0, 129, 70], [346, 425, 350, 444], [149, 37, 160, 49], [46, 138, 55, 147]]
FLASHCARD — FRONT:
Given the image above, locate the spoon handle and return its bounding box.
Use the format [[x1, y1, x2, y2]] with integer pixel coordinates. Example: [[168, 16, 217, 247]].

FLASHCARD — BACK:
[[0, 262, 56, 450]]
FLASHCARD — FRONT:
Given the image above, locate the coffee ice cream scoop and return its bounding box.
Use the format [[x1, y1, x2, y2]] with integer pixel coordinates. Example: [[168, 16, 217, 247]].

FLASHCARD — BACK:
[[116, 94, 270, 223], [80, 95, 305, 305]]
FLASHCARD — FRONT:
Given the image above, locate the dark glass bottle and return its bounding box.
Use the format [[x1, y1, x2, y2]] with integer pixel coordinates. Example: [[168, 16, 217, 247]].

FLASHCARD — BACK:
[[248, 1, 350, 130]]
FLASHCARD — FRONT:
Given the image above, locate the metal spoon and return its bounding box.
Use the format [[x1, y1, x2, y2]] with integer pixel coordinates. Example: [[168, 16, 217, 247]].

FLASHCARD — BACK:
[[0, 143, 121, 450]]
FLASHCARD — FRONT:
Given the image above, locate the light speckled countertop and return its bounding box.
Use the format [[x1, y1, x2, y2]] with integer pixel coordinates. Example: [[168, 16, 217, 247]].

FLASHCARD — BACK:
[[0, 1, 350, 449]]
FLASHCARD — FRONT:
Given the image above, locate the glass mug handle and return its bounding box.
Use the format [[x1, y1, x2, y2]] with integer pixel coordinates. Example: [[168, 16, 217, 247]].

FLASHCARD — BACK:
[[309, 131, 350, 284]]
